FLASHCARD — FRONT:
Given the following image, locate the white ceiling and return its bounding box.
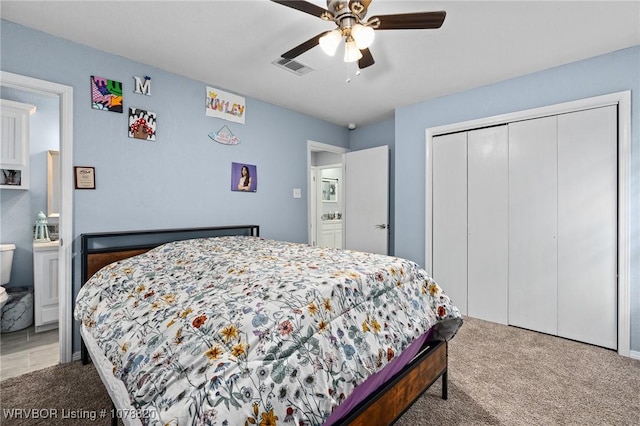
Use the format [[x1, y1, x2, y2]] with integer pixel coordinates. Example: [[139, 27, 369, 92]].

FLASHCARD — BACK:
[[2, 1, 639, 128]]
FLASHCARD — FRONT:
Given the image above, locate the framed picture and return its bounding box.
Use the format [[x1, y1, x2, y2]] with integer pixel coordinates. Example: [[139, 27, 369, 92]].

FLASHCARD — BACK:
[[90, 76, 123, 113], [74, 166, 95, 189], [128, 108, 156, 141], [322, 178, 338, 202], [1, 169, 22, 187], [231, 162, 257, 192]]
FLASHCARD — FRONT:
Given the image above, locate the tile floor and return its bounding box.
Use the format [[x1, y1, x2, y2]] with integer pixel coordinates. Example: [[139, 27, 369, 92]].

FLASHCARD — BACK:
[[0, 326, 59, 381]]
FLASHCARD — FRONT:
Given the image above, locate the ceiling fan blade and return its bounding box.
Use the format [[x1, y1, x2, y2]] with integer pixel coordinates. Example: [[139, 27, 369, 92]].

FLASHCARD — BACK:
[[281, 32, 328, 59], [349, 0, 372, 13], [271, 0, 332, 19], [358, 48, 375, 69], [369, 11, 446, 30]]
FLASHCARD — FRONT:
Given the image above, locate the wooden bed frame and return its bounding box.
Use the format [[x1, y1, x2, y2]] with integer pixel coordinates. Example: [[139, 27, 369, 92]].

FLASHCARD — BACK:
[[79, 225, 449, 425]]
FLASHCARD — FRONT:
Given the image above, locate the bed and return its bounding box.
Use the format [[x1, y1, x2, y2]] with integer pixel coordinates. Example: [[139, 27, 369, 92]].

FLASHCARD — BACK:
[[75, 225, 462, 425]]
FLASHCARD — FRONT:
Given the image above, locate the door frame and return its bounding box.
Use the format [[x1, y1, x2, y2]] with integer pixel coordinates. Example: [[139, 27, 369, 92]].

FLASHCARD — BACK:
[[425, 91, 631, 357], [1, 71, 74, 363], [312, 163, 344, 247], [307, 140, 348, 245]]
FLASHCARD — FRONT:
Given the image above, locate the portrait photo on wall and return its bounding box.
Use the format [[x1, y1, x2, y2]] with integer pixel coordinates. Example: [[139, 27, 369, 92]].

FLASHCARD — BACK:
[[231, 162, 257, 192]]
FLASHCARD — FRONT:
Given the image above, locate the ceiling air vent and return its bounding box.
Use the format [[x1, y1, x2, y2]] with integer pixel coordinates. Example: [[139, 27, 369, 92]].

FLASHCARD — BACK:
[[272, 58, 314, 76]]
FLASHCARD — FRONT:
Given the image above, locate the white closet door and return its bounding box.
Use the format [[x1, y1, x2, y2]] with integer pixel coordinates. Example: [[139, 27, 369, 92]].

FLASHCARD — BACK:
[[467, 126, 509, 324], [432, 133, 468, 314], [557, 106, 617, 349], [508, 116, 558, 335]]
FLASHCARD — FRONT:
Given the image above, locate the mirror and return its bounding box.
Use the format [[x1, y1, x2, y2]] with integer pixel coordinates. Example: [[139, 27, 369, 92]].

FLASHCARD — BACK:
[[47, 150, 60, 218]]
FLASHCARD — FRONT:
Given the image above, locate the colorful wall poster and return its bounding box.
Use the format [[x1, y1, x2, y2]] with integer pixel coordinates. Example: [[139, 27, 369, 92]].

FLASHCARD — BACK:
[[206, 86, 245, 124], [128, 108, 157, 141], [91, 76, 123, 113]]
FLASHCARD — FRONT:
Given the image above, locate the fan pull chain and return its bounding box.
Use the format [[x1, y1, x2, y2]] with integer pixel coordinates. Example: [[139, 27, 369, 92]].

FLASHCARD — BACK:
[[345, 62, 361, 83]]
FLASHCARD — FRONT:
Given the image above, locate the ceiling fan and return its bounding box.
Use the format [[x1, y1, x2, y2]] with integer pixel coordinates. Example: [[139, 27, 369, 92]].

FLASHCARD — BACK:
[[271, 0, 446, 69]]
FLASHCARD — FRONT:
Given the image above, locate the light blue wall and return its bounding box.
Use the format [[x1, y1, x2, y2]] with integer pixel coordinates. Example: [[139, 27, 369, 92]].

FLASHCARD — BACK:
[[391, 46, 640, 351], [1, 20, 349, 351], [0, 88, 59, 291]]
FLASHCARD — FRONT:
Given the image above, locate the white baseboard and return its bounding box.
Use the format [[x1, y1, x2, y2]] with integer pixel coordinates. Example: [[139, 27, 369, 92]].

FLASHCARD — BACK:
[[630, 350, 640, 361]]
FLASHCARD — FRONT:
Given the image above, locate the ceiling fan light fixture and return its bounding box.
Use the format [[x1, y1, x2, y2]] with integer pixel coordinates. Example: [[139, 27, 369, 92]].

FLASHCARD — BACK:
[[319, 29, 342, 56], [343, 37, 363, 63], [351, 23, 375, 49]]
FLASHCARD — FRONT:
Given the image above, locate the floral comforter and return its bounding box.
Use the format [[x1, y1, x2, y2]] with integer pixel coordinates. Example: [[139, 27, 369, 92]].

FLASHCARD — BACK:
[[74, 236, 462, 426]]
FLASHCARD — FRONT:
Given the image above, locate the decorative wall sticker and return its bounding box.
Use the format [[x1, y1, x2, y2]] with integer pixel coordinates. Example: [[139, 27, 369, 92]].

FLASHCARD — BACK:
[[133, 75, 152, 96], [209, 125, 240, 145], [91, 76, 123, 113], [206, 86, 245, 124], [231, 162, 257, 192], [128, 108, 156, 141]]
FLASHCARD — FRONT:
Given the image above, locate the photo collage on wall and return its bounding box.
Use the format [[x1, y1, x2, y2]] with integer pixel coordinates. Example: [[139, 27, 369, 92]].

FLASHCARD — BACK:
[[89, 76, 260, 194], [90, 75, 156, 141]]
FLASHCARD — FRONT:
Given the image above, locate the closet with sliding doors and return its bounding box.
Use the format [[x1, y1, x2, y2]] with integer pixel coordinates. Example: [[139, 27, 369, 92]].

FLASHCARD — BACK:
[[432, 105, 618, 350]]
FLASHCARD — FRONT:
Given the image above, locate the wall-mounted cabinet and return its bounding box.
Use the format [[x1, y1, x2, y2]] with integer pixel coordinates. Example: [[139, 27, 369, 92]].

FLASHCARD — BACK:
[[1, 99, 35, 190], [47, 150, 60, 217]]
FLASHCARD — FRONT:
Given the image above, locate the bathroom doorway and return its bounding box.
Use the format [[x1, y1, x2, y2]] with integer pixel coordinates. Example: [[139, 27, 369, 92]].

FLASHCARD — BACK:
[[307, 141, 347, 247], [0, 71, 73, 369]]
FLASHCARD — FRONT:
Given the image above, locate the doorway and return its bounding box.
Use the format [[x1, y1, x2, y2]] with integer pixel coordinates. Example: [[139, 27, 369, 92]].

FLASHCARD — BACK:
[[307, 141, 347, 247], [0, 71, 73, 364]]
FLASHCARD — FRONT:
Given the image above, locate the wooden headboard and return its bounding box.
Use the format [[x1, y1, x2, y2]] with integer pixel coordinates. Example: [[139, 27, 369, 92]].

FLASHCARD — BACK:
[[80, 225, 260, 283]]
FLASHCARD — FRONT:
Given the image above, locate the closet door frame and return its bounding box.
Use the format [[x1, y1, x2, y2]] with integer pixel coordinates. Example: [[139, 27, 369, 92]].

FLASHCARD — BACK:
[[425, 91, 631, 357]]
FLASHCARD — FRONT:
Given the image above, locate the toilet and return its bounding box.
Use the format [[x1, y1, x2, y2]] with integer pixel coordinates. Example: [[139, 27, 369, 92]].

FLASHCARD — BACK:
[[0, 244, 16, 310]]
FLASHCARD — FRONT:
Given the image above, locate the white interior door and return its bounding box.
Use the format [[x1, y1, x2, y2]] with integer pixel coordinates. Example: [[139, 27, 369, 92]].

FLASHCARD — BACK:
[[508, 116, 558, 335], [432, 133, 468, 314], [345, 146, 388, 254], [557, 106, 617, 349], [467, 126, 509, 324]]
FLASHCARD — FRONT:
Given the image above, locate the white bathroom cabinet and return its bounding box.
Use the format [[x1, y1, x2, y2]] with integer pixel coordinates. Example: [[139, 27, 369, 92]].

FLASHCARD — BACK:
[[319, 220, 343, 249], [1, 99, 35, 190], [33, 241, 59, 332]]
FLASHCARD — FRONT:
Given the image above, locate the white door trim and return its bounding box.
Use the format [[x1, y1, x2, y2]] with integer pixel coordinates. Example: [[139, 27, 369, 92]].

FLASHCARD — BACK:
[[307, 140, 348, 245], [425, 91, 631, 357], [1, 70, 74, 363]]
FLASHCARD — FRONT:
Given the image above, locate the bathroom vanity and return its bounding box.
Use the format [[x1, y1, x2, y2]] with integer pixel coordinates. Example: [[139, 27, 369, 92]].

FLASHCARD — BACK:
[[319, 219, 343, 249], [33, 240, 59, 332]]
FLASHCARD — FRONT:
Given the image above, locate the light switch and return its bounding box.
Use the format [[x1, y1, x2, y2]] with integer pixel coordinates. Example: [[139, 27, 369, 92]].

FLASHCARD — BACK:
[[293, 188, 301, 198]]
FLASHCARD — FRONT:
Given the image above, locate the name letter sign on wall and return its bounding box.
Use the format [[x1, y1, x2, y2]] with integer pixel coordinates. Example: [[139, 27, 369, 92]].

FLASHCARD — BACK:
[[206, 86, 245, 124], [133, 76, 151, 96]]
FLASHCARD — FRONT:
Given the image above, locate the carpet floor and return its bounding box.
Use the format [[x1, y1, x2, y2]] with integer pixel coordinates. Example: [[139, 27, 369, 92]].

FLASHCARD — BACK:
[[1, 317, 639, 425]]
